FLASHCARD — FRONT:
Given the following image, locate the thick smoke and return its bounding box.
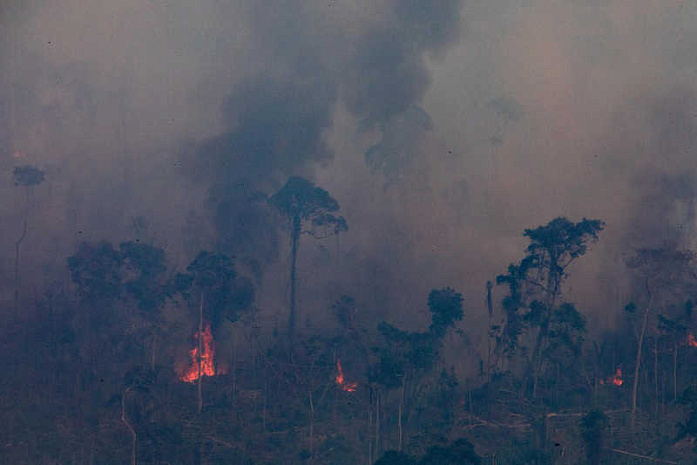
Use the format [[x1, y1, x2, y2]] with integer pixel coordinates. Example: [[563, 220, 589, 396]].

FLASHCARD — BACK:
[[184, 0, 465, 287], [3, 0, 697, 346], [344, 0, 462, 179], [190, 76, 338, 273]]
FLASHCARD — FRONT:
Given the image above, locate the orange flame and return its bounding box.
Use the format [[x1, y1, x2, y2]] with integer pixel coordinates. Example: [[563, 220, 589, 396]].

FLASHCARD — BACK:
[[179, 323, 216, 383], [611, 366, 623, 386], [335, 359, 357, 392], [688, 333, 697, 348]]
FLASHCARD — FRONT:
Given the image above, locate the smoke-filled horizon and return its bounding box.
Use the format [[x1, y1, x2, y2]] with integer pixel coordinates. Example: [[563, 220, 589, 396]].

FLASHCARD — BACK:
[[2, 0, 697, 347]]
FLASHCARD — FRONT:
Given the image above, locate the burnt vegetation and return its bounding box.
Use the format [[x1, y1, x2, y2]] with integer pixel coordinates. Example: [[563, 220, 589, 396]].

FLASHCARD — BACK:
[[8, 0, 697, 462], [6, 185, 697, 465]]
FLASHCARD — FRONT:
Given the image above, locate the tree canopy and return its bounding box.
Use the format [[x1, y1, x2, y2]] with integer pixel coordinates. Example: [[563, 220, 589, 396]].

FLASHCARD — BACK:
[[269, 175, 348, 236]]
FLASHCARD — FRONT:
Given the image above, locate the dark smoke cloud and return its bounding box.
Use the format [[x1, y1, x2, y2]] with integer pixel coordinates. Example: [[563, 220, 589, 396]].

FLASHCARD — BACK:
[[344, 0, 462, 126], [364, 106, 433, 182], [192, 0, 464, 185], [6, 0, 697, 348], [185, 0, 464, 271], [343, 0, 462, 178], [191, 77, 336, 185]]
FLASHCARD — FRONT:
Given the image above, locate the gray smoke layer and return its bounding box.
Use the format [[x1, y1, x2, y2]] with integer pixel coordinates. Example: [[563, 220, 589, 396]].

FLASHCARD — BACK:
[[2, 0, 697, 347]]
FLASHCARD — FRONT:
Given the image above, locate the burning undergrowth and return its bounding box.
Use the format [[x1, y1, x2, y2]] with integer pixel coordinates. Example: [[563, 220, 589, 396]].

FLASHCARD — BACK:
[[178, 322, 217, 384]]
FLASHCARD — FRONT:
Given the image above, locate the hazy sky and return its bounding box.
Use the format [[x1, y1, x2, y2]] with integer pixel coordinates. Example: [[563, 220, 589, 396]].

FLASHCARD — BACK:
[[2, 0, 697, 339]]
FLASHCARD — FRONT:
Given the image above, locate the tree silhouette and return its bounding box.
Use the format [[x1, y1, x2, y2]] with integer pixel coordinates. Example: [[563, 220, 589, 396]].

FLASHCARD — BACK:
[[428, 287, 464, 338], [13, 165, 45, 304], [370, 287, 464, 454], [182, 251, 254, 327], [496, 217, 603, 399], [625, 247, 697, 429], [68, 242, 124, 306], [581, 410, 608, 465], [657, 305, 690, 401], [269, 176, 347, 345], [120, 241, 168, 370], [172, 250, 254, 413], [68, 241, 170, 370]]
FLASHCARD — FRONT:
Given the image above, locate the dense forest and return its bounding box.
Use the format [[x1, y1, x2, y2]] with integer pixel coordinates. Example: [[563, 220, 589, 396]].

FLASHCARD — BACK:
[[3, 166, 697, 464], [5, 1, 697, 464]]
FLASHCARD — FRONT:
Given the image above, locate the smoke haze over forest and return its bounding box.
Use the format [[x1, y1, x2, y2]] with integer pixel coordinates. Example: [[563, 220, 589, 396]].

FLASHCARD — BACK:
[[3, 0, 697, 361], [8, 2, 697, 464]]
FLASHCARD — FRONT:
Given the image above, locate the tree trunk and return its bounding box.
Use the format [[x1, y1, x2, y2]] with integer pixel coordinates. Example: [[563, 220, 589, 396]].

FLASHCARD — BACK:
[[673, 341, 678, 401], [531, 326, 548, 399], [632, 287, 653, 430], [197, 292, 204, 415], [486, 281, 493, 384], [309, 389, 315, 462], [288, 215, 301, 347], [121, 387, 137, 465], [151, 333, 157, 371], [654, 339, 659, 421], [398, 376, 405, 451], [262, 376, 267, 434], [532, 267, 560, 400], [14, 187, 30, 305], [367, 407, 373, 465], [375, 390, 380, 460]]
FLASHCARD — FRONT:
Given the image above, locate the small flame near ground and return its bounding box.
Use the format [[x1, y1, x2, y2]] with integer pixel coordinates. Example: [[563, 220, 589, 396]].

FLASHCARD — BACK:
[[611, 366, 623, 386], [600, 366, 623, 386], [179, 323, 216, 383], [335, 359, 357, 392], [688, 333, 697, 348]]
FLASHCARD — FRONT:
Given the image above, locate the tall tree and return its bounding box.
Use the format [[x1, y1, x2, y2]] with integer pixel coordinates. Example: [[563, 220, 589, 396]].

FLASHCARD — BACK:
[[120, 241, 168, 369], [68, 241, 170, 373], [13, 165, 45, 304], [370, 287, 464, 453], [68, 241, 125, 367], [496, 217, 603, 399], [625, 247, 696, 429], [172, 250, 254, 413], [269, 176, 347, 345], [657, 304, 691, 401]]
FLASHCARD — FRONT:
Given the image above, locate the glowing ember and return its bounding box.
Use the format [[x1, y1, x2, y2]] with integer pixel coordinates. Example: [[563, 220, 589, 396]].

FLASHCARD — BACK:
[[689, 333, 697, 348], [335, 359, 357, 392], [179, 323, 216, 383]]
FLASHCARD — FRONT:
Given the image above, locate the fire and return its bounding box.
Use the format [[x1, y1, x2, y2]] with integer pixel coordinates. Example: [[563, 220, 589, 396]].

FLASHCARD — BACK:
[[600, 366, 623, 386], [335, 359, 357, 392], [611, 366, 623, 386], [688, 333, 697, 348], [179, 323, 216, 383]]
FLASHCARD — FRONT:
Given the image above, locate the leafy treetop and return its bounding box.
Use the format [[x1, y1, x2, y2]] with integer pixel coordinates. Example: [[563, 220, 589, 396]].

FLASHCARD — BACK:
[[174, 250, 255, 328], [269, 176, 347, 235], [13, 165, 45, 186], [428, 287, 464, 338], [521, 217, 604, 281], [68, 241, 168, 313]]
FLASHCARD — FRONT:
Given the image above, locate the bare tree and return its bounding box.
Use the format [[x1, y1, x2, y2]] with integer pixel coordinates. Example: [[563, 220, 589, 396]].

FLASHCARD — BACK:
[[626, 247, 697, 430], [12, 165, 44, 304]]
